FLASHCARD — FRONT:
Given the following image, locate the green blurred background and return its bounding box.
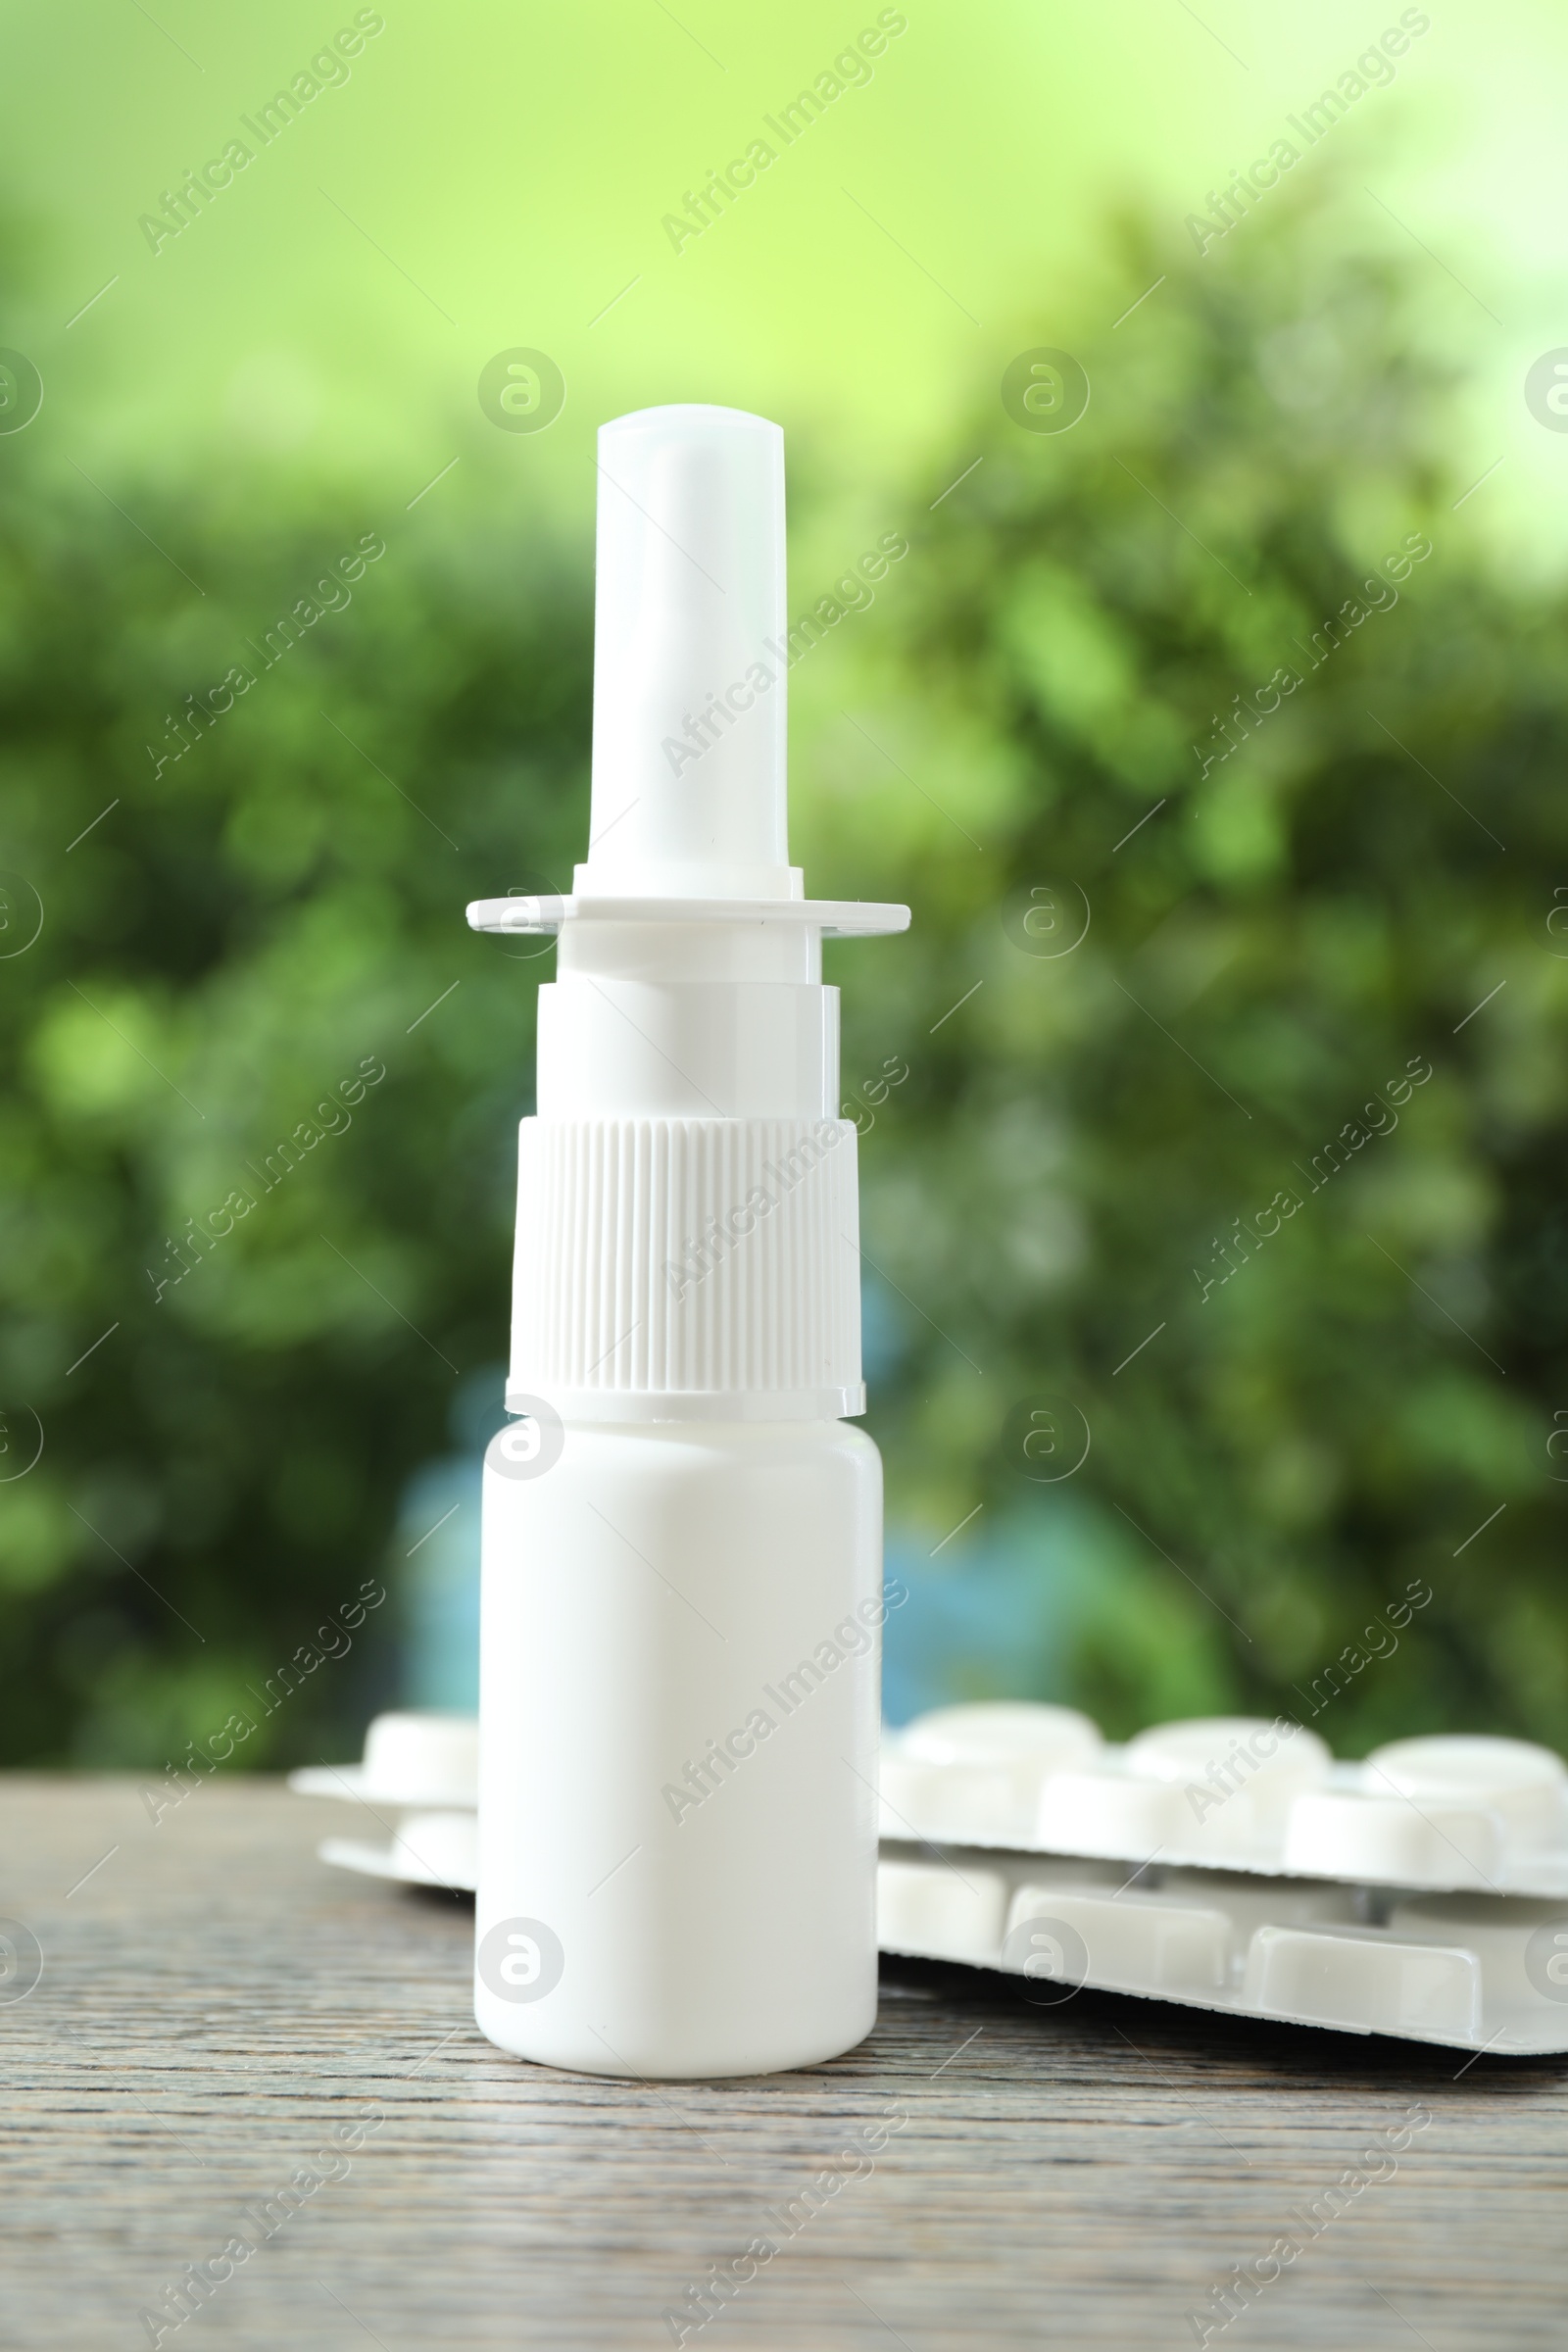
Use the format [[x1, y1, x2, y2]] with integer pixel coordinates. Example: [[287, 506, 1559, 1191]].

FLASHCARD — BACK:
[[3, 0, 1567, 1770]]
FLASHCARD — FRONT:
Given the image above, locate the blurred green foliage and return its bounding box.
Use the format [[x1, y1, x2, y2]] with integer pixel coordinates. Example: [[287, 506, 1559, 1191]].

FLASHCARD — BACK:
[[3, 184, 1565, 1766], [0, 455, 589, 1763], [837, 197, 1568, 1748]]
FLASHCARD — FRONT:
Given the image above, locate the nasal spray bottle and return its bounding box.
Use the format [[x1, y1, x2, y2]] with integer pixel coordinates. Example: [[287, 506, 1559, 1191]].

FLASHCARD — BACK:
[[467, 405, 908, 2078]]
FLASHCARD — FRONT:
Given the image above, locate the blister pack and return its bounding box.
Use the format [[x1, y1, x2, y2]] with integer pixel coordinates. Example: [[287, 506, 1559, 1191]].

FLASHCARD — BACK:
[[880, 1703, 1568, 1897], [293, 1707, 1568, 2050], [287, 1711, 477, 1891], [877, 1842, 1568, 2054]]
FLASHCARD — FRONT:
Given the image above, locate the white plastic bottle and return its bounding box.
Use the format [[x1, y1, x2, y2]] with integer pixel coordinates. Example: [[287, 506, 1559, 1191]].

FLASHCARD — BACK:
[[468, 404, 908, 2078]]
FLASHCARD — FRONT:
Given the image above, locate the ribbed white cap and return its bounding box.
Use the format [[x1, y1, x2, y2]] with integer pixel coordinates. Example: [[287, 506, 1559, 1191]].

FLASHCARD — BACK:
[[581, 404, 798, 901], [509, 1115, 863, 1422]]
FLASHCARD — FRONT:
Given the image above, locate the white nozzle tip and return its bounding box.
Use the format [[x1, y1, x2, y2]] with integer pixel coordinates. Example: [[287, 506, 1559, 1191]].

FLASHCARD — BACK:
[[585, 404, 793, 900]]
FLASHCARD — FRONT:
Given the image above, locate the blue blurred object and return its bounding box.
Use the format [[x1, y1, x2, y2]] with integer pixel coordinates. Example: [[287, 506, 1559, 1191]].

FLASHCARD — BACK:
[[882, 1497, 1106, 1726], [394, 1366, 508, 1713], [859, 1271, 909, 1391], [882, 1491, 1239, 1733]]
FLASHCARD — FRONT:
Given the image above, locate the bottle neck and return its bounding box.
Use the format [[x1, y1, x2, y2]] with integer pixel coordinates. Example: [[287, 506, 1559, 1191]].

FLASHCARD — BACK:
[[539, 915, 836, 1123]]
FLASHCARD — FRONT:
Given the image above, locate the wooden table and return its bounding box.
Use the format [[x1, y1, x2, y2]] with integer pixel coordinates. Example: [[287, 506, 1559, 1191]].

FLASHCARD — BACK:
[[2, 1777, 1562, 2350]]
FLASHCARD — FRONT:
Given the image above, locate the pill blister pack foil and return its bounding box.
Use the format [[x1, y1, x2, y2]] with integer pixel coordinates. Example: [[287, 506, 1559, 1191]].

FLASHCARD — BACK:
[[880, 1704, 1568, 1898], [291, 1709, 1568, 2048], [288, 1711, 478, 1891], [876, 1843, 1568, 2054]]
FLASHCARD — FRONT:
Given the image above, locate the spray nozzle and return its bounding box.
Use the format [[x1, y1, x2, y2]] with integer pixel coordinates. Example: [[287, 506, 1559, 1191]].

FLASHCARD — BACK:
[[581, 404, 796, 902], [467, 401, 908, 947]]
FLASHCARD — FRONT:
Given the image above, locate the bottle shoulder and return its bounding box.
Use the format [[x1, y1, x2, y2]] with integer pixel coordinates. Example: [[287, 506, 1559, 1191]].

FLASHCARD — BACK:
[[554, 1417, 880, 1464]]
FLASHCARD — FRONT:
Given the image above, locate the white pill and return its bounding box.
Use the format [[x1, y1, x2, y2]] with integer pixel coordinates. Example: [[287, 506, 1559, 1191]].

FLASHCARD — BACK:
[[291, 1711, 479, 1807], [1366, 1736, 1568, 1852], [1125, 1715, 1332, 1786], [1244, 1923, 1483, 2040], [900, 1701, 1102, 1770], [1283, 1789, 1503, 1888], [877, 1860, 1008, 1963], [1035, 1768, 1186, 1858]]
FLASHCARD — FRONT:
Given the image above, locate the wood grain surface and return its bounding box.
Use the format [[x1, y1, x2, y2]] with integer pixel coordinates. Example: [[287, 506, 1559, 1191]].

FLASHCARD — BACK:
[[1, 1775, 1562, 2350]]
